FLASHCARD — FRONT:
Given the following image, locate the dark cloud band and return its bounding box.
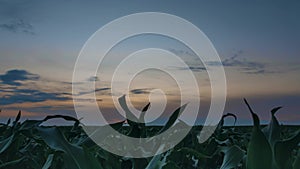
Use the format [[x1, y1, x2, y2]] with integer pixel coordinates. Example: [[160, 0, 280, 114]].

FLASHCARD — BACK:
[[0, 69, 40, 86]]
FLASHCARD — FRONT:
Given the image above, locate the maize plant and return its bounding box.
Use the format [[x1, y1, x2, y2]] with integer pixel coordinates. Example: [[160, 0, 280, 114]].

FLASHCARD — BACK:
[[0, 97, 299, 169]]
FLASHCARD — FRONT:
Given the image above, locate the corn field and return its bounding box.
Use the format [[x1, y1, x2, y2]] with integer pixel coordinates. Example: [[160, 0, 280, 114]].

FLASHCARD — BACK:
[[0, 98, 299, 169]]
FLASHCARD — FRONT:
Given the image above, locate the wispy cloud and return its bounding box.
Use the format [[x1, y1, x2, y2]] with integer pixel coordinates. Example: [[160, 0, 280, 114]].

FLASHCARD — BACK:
[[174, 66, 206, 72], [0, 19, 35, 35], [75, 87, 111, 96], [0, 69, 39, 86], [168, 48, 195, 57], [130, 88, 152, 95], [208, 51, 277, 74], [165, 48, 209, 72], [226, 52, 276, 74], [0, 88, 70, 105], [167, 49, 282, 74]]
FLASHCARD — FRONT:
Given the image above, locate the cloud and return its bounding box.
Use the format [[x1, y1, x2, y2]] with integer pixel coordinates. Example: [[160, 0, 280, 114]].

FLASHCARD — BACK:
[[208, 51, 277, 74], [188, 66, 206, 72], [130, 88, 151, 95], [0, 19, 35, 35], [223, 53, 274, 74], [0, 69, 40, 86], [168, 48, 196, 57], [167, 49, 278, 75], [175, 66, 206, 72], [87, 76, 99, 82], [0, 69, 72, 105], [75, 87, 111, 96], [0, 69, 110, 105], [222, 51, 264, 68], [0, 88, 70, 105]]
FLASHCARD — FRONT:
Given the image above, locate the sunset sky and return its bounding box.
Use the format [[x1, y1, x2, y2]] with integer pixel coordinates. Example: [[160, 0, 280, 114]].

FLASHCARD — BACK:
[[0, 0, 299, 125]]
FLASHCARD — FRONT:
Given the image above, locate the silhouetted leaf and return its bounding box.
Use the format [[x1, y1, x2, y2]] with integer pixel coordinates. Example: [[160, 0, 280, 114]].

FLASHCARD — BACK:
[[262, 107, 282, 147], [42, 154, 54, 169], [0, 134, 15, 154], [217, 113, 237, 132], [274, 131, 300, 169], [140, 102, 151, 123], [244, 99, 272, 169], [43, 115, 80, 124], [6, 118, 11, 126], [12, 110, 21, 127], [158, 104, 187, 134], [119, 95, 139, 124], [37, 127, 88, 169], [220, 145, 245, 169]]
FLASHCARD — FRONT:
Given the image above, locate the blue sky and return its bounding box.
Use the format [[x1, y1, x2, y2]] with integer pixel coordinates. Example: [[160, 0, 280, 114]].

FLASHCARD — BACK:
[[0, 0, 299, 125]]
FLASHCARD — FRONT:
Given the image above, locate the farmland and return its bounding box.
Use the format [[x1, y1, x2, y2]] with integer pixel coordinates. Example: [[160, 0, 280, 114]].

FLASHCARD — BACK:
[[0, 99, 299, 169]]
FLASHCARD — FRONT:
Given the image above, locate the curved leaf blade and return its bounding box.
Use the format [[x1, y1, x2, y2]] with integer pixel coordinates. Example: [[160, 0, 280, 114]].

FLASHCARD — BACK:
[[42, 154, 54, 169], [37, 127, 87, 169], [262, 107, 282, 147], [244, 99, 272, 169], [220, 145, 245, 169], [158, 104, 187, 134], [118, 95, 139, 125]]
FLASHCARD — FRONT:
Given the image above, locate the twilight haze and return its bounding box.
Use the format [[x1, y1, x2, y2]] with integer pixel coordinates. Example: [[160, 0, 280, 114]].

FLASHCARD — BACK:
[[0, 0, 299, 125]]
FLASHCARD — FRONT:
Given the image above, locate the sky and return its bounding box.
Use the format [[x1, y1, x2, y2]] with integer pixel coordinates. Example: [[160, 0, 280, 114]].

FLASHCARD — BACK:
[[0, 0, 299, 125]]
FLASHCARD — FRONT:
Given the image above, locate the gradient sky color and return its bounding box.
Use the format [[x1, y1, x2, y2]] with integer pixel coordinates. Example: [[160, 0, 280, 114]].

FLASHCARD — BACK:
[[0, 0, 299, 125]]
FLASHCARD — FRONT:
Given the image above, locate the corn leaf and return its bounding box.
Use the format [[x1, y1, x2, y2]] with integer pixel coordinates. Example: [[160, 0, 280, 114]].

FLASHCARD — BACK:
[[118, 95, 139, 124], [139, 102, 151, 123], [274, 131, 300, 169], [42, 154, 54, 169], [262, 107, 282, 147], [220, 145, 245, 169], [145, 145, 170, 169], [158, 104, 187, 134], [293, 149, 300, 169], [0, 134, 15, 154], [37, 127, 88, 169], [244, 99, 272, 169]]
